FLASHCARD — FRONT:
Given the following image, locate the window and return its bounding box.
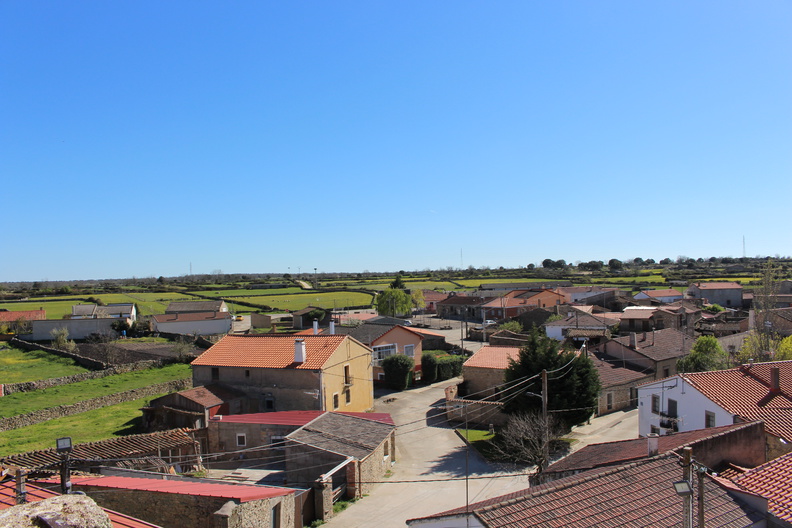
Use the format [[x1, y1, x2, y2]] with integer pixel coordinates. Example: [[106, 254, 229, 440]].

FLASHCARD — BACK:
[[378, 373, 385, 381], [236, 434, 246, 447], [271, 503, 280, 528], [264, 396, 275, 411], [344, 364, 352, 385], [705, 411, 716, 428], [606, 392, 613, 411], [345, 389, 351, 405], [403, 344, 415, 358], [372, 344, 397, 364], [663, 367, 670, 378], [650, 425, 661, 435], [333, 393, 339, 410], [211, 368, 219, 381], [667, 399, 678, 418], [651, 394, 661, 414]]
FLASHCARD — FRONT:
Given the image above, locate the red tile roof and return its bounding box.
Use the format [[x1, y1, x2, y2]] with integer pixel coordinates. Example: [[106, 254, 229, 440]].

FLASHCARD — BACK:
[[37, 475, 293, 502], [211, 410, 395, 426], [692, 282, 743, 290], [0, 310, 46, 322], [638, 289, 683, 299], [546, 422, 759, 475], [0, 480, 160, 528], [463, 346, 521, 370], [612, 328, 694, 361], [590, 352, 652, 388], [408, 455, 763, 527], [731, 450, 792, 522], [191, 334, 348, 370], [682, 360, 792, 441]]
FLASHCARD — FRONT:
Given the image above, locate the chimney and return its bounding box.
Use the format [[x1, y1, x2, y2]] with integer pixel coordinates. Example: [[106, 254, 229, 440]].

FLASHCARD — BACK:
[[329, 321, 335, 335], [647, 433, 659, 456], [630, 332, 637, 348], [313, 318, 319, 335], [294, 339, 306, 364], [771, 367, 780, 394]]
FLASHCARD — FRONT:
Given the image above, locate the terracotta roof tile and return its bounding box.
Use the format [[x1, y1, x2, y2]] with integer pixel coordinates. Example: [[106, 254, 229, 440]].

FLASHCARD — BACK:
[[591, 352, 652, 387], [0, 310, 46, 322], [732, 451, 792, 522], [683, 360, 792, 440], [409, 455, 763, 527], [612, 328, 693, 361], [191, 334, 349, 370], [463, 346, 521, 370]]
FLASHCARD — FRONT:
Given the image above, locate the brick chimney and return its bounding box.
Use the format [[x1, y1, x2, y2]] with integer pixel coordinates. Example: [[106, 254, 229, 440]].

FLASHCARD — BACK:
[[294, 339, 307, 364], [770, 366, 780, 394]]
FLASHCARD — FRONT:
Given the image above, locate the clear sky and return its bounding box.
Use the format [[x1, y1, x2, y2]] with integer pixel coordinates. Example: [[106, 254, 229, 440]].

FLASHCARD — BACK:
[[1, 1, 790, 282]]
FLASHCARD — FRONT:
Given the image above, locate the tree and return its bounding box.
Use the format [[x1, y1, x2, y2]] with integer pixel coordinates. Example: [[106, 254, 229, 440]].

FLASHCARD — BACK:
[[390, 275, 406, 289], [50, 327, 77, 353], [503, 328, 600, 431], [381, 354, 414, 390], [498, 321, 523, 333], [411, 289, 425, 312], [677, 336, 729, 373], [736, 331, 780, 364], [776, 336, 792, 361], [608, 258, 623, 271], [491, 413, 567, 470], [753, 260, 782, 357], [376, 288, 412, 316]]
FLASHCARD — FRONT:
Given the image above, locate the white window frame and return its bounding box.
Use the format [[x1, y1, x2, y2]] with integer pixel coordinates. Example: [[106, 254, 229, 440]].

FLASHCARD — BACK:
[[372, 344, 397, 365], [403, 344, 415, 358], [236, 433, 246, 447]]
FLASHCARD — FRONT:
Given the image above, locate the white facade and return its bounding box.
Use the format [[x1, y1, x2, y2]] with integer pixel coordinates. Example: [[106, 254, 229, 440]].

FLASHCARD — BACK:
[[634, 291, 683, 303], [153, 317, 231, 336], [637, 375, 735, 437], [25, 318, 119, 341]]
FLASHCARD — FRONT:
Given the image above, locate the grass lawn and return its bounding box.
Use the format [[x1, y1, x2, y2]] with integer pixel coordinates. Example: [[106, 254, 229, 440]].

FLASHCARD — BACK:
[[189, 287, 305, 296], [0, 300, 81, 320], [0, 345, 89, 383], [227, 291, 375, 311], [457, 428, 499, 460], [0, 363, 191, 418], [0, 395, 162, 456]]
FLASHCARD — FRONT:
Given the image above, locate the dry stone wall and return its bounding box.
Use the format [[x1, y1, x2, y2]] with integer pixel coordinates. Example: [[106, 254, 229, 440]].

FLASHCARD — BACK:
[[0, 378, 191, 432]]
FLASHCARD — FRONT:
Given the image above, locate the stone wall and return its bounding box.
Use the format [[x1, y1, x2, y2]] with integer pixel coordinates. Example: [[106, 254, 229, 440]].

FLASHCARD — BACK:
[[11, 337, 108, 370], [0, 379, 191, 432]]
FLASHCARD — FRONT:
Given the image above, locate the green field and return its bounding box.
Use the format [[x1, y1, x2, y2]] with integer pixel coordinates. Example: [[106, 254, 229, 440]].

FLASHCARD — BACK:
[[0, 395, 162, 456], [191, 287, 306, 297], [0, 292, 196, 319], [0, 300, 80, 320], [0, 346, 89, 383], [0, 363, 190, 418], [226, 291, 375, 312], [454, 278, 562, 287]]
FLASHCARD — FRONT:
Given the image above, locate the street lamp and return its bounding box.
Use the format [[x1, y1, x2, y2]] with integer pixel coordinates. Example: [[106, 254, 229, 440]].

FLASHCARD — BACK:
[[56, 437, 72, 494]]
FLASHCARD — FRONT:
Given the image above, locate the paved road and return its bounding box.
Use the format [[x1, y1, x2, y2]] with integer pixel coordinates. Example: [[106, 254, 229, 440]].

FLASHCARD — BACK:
[[323, 382, 639, 527], [322, 379, 532, 528]]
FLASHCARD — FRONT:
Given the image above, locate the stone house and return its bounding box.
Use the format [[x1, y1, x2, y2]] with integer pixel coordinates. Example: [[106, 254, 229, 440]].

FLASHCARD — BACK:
[[285, 411, 396, 519], [598, 328, 694, 381], [42, 474, 296, 528], [191, 334, 373, 413], [142, 384, 248, 434], [589, 350, 654, 416], [436, 295, 492, 321], [461, 345, 521, 398], [687, 282, 744, 308]]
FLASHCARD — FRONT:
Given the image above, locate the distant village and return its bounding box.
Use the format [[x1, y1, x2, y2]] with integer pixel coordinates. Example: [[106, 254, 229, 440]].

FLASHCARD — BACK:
[[1, 259, 792, 527]]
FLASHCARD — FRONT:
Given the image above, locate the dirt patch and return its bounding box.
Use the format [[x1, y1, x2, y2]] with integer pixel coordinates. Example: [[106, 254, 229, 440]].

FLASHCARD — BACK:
[[76, 342, 202, 365]]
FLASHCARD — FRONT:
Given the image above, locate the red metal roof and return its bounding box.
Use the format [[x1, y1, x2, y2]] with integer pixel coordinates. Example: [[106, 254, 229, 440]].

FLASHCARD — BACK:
[[38, 475, 293, 502], [191, 334, 348, 370], [211, 410, 395, 426], [0, 480, 160, 528]]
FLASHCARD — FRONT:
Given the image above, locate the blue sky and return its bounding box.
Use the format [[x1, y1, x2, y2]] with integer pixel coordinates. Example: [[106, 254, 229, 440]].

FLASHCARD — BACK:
[[1, 1, 790, 282]]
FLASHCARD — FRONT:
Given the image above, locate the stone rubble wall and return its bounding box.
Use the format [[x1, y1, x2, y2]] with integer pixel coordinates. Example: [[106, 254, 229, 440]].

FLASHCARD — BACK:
[[0, 378, 191, 432]]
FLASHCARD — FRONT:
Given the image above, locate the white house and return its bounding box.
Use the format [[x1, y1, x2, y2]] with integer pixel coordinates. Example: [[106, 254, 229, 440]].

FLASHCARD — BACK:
[[638, 360, 792, 459], [152, 311, 232, 336], [634, 289, 684, 304]]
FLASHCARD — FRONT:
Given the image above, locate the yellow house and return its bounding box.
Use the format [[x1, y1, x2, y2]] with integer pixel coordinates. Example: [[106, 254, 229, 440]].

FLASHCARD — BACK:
[[191, 334, 373, 413]]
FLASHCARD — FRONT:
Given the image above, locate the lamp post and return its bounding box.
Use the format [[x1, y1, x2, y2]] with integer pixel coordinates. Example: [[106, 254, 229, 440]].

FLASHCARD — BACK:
[[56, 437, 72, 494]]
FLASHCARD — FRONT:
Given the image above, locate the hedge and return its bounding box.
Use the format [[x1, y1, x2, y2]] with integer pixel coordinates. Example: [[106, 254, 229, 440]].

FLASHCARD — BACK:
[[381, 354, 415, 391], [421, 353, 438, 384], [436, 355, 464, 381]]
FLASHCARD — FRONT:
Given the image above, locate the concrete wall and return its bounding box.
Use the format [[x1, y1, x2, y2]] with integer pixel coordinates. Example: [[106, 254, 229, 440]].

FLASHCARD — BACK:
[[24, 318, 119, 341]]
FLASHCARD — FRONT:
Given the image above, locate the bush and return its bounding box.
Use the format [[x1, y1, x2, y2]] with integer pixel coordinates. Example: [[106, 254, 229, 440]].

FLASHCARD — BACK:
[[498, 321, 523, 333], [436, 355, 464, 381], [381, 354, 415, 390], [421, 353, 438, 384]]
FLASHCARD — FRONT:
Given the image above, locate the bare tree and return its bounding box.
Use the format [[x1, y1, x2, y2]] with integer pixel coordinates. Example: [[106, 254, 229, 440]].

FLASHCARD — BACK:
[[752, 260, 782, 359], [490, 412, 566, 473]]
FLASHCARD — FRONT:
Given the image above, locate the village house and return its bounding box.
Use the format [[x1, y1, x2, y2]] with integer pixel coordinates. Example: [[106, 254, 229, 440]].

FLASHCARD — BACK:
[[142, 384, 248, 435], [151, 311, 232, 336], [0, 309, 45, 334], [330, 323, 423, 382], [598, 328, 694, 381], [191, 334, 373, 413], [726, 450, 792, 526], [71, 303, 137, 321], [543, 310, 618, 343], [460, 345, 520, 398], [634, 288, 684, 303], [638, 360, 792, 459], [687, 281, 744, 308], [436, 295, 492, 321], [589, 350, 654, 416]]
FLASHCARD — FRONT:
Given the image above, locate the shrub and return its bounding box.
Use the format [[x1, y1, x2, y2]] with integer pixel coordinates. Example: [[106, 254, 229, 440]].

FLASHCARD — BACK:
[[421, 353, 438, 384], [381, 354, 415, 390], [498, 321, 523, 333], [436, 355, 464, 381]]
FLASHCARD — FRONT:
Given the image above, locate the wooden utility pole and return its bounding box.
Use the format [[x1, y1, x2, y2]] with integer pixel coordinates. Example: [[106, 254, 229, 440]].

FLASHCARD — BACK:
[[698, 465, 706, 528], [542, 369, 549, 473]]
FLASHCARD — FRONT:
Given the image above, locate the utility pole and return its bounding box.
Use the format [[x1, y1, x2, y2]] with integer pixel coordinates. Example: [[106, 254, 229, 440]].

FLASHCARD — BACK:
[[682, 447, 693, 528], [541, 369, 549, 474], [698, 465, 706, 528]]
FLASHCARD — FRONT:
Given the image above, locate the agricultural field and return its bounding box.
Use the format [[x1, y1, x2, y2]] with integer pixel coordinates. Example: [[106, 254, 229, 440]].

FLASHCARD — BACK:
[[0, 345, 89, 383], [0, 395, 161, 456], [189, 287, 306, 297], [0, 292, 196, 319], [226, 291, 375, 312], [454, 278, 561, 288], [0, 363, 190, 419], [589, 274, 666, 284], [0, 300, 80, 320]]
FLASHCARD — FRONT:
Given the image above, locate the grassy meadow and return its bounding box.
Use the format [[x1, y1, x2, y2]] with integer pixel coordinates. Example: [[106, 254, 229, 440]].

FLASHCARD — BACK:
[[0, 346, 89, 383]]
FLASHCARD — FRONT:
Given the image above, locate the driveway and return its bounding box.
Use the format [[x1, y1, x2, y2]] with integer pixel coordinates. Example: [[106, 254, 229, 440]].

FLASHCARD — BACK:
[[321, 379, 531, 528]]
